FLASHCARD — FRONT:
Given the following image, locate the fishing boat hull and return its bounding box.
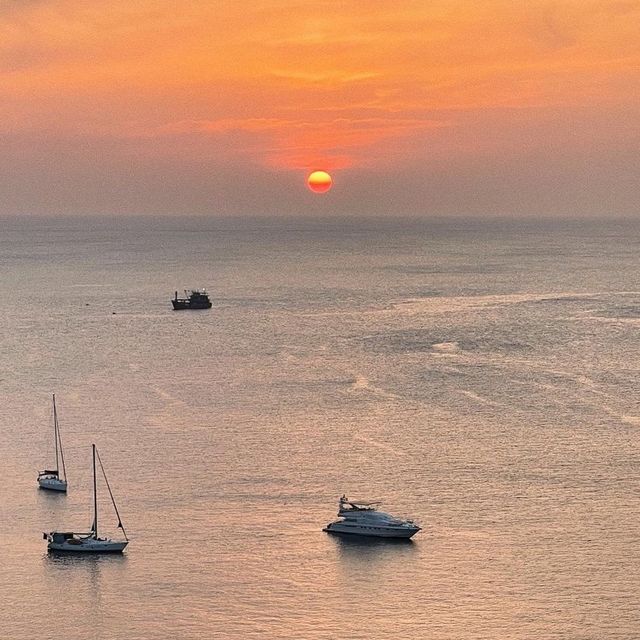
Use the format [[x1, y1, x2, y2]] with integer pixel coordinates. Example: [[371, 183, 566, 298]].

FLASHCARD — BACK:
[[38, 477, 68, 492], [171, 299, 212, 310]]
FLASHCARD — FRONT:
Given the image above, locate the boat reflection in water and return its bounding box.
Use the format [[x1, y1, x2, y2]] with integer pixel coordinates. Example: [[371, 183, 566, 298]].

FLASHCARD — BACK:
[[323, 495, 421, 539]]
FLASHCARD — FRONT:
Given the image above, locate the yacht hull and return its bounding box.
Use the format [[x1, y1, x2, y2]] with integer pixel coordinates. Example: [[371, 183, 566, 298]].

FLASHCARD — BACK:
[[323, 523, 420, 539]]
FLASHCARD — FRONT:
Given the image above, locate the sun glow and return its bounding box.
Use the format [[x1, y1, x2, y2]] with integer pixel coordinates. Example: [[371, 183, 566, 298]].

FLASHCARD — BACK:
[[2, 1, 639, 216], [307, 170, 332, 193]]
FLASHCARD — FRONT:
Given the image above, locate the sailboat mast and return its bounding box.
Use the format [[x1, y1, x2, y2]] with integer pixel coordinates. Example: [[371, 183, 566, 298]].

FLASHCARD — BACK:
[[55, 395, 67, 482], [92, 444, 98, 538], [52, 394, 59, 474]]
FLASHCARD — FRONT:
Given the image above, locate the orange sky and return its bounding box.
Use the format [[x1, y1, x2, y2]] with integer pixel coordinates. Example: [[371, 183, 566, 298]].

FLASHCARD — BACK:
[[1, 0, 639, 215]]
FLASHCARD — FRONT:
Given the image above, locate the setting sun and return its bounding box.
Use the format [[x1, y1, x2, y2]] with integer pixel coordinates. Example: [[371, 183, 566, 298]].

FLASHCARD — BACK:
[[307, 171, 332, 194]]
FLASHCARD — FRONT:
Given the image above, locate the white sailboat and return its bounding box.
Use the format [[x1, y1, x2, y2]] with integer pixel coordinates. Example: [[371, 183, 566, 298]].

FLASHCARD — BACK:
[[37, 394, 68, 492], [44, 444, 129, 553]]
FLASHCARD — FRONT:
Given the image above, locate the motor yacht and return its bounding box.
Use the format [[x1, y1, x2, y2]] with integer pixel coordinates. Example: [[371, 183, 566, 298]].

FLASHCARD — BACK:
[[323, 495, 421, 539]]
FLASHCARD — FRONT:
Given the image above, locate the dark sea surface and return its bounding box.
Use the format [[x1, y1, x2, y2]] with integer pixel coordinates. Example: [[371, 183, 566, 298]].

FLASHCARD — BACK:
[[0, 216, 638, 639]]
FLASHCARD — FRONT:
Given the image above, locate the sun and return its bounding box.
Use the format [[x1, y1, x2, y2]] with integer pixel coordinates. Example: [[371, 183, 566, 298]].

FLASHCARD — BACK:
[[307, 170, 332, 193]]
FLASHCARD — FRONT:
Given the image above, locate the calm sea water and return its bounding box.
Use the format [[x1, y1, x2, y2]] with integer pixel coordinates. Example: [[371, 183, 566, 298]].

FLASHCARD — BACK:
[[0, 216, 638, 639]]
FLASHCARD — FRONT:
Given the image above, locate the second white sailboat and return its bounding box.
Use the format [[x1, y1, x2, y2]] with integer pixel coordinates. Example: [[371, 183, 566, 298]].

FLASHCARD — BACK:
[[37, 394, 68, 492]]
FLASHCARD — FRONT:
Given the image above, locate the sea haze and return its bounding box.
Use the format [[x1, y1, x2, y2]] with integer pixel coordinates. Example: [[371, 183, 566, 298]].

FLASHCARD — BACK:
[[0, 216, 638, 640]]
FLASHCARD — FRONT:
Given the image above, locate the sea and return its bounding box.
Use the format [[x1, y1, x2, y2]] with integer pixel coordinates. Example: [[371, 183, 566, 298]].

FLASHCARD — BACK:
[[0, 215, 638, 640]]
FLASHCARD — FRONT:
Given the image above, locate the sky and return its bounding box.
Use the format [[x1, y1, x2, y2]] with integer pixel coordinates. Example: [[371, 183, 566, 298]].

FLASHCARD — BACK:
[[1, 0, 639, 217]]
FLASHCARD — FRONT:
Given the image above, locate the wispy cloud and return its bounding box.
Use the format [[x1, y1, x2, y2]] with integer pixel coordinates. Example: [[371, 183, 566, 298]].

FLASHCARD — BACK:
[[146, 115, 449, 170], [2, 0, 640, 214]]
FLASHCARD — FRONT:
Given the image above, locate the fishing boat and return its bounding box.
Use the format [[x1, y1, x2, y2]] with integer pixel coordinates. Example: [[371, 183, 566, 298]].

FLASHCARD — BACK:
[[44, 444, 129, 553], [171, 289, 212, 310], [37, 394, 68, 492]]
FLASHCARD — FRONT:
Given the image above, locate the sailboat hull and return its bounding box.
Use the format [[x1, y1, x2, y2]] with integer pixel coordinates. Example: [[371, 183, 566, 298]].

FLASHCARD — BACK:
[[47, 538, 128, 553], [38, 477, 68, 492]]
